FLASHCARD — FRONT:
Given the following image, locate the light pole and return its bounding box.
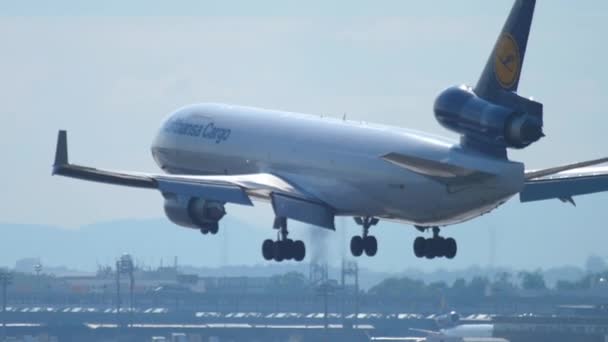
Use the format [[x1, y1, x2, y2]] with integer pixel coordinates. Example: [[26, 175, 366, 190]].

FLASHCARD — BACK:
[[0, 269, 13, 342], [341, 260, 359, 329], [115, 260, 121, 328], [316, 281, 335, 342], [117, 254, 135, 328], [34, 263, 42, 304]]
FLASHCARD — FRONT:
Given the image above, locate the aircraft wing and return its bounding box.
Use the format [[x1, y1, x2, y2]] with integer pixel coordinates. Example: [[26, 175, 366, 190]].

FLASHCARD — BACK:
[[52, 130, 335, 229], [520, 162, 608, 204]]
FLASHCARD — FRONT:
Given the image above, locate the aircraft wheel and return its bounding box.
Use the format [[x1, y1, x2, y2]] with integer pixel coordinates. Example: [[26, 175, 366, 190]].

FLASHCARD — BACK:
[[283, 239, 295, 260], [200, 228, 209, 235], [209, 222, 219, 235], [425, 238, 437, 259], [445, 238, 457, 259], [293, 240, 306, 262], [350, 236, 364, 257], [413, 237, 426, 258], [273, 241, 284, 262], [436, 237, 447, 258], [364, 236, 378, 257], [262, 239, 274, 261]]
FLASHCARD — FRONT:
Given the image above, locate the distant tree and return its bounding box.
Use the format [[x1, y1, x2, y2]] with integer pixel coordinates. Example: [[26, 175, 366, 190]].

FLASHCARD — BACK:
[[577, 275, 594, 290], [586, 255, 607, 274], [555, 273, 596, 291], [269, 272, 308, 292], [555, 280, 580, 291], [368, 277, 427, 297], [448, 277, 490, 299], [468, 277, 490, 296], [496, 272, 512, 284], [428, 281, 448, 292], [451, 278, 467, 291], [450, 278, 467, 297], [518, 270, 546, 291], [492, 272, 516, 294]]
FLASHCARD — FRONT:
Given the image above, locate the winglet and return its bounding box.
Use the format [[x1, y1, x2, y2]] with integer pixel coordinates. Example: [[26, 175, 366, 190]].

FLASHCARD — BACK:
[[53, 130, 69, 170]]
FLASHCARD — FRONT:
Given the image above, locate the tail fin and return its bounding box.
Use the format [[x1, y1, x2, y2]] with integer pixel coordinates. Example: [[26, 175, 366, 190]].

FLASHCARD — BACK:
[[475, 0, 537, 100]]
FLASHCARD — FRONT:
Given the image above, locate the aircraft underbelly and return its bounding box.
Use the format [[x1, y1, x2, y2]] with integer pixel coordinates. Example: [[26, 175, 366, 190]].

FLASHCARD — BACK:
[[270, 167, 518, 227], [368, 177, 515, 226], [422, 188, 514, 226]]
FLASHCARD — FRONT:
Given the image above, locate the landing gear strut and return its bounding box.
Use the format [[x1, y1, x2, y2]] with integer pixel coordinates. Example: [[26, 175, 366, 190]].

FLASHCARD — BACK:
[[350, 216, 379, 257], [262, 217, 306, 262], [413, 226, 457, 259]]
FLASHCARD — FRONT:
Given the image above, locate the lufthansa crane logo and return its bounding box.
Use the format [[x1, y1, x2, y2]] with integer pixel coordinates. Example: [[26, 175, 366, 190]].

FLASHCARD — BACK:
[[494, 33, 520, 89]]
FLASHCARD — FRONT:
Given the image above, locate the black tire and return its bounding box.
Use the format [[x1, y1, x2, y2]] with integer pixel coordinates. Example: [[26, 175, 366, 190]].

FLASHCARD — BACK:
[[413, 237, 426, 258], [200, 228, 209, 235], [208, 222, 219, 235], [273, 241, 284, 262], [283, 239, 295, 260], [364, 236, 378, 257], [262, 239, 274, 261], [436, 237, 446, 258], [425, 238, 436, 259], [350, 236, 364, 257], [445, 238, 457, 259], [293, 240, 306, 262]]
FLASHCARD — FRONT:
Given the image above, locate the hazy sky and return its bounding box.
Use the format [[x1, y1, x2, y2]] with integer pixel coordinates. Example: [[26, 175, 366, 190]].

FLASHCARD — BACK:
[[1, 1, 608, 271]]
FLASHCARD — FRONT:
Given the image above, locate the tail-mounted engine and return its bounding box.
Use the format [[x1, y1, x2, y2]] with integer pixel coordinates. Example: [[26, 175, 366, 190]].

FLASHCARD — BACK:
[[434, 85, 544, 153], [163, 195, 226, 233]]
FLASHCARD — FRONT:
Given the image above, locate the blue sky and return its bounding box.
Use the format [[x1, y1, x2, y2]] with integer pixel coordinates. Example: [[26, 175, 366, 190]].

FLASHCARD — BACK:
[[0, 1, 532, 16], [1, 1, 608, 271]]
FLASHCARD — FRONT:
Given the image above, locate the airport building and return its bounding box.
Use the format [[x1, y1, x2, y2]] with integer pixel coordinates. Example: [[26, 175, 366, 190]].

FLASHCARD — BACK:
[[3, 257, 608, 341]]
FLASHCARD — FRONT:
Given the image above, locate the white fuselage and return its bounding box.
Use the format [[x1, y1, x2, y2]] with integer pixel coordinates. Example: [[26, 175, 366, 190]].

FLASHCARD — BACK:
[[151, 104, 525, 227]]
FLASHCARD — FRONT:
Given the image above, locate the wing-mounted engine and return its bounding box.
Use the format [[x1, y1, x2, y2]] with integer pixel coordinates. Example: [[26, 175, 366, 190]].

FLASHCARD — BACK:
[[163, 194, 226, 234], [434, 85, 544, 155]]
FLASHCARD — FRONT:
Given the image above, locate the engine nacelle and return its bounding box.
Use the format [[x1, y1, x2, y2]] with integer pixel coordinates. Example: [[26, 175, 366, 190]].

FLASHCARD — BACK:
[[434, 86, 543, 149], [163, 195, 226, 231]]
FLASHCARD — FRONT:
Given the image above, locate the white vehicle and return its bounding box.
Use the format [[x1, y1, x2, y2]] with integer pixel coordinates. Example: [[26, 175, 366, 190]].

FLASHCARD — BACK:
[[53, 0, 608, 262]]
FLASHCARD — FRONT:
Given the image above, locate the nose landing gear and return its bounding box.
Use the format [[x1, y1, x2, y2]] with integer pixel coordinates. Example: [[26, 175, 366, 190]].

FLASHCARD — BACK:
[[350, 216, 379, 257], [413, 226, 457, 259]]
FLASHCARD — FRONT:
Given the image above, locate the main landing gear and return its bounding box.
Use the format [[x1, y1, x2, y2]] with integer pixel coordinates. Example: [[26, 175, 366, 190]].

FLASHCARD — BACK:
[[413, 226, 457, 259], [199, 222, 219, 235], [262, 217, 306, 262], [350, 216, 379, 257]]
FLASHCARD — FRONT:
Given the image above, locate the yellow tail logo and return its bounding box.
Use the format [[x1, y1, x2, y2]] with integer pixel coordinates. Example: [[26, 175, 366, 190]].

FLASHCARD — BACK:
[[494, 33, 521, 89]]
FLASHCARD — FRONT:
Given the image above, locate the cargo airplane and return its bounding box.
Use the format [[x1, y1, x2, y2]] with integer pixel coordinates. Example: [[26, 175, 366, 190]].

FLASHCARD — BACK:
[[53, 0, 608, 262]]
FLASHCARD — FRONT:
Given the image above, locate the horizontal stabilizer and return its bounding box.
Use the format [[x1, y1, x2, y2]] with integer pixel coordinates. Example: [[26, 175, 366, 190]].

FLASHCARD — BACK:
[[521, 167, 608, 203], [525, 157, 608, 180]]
